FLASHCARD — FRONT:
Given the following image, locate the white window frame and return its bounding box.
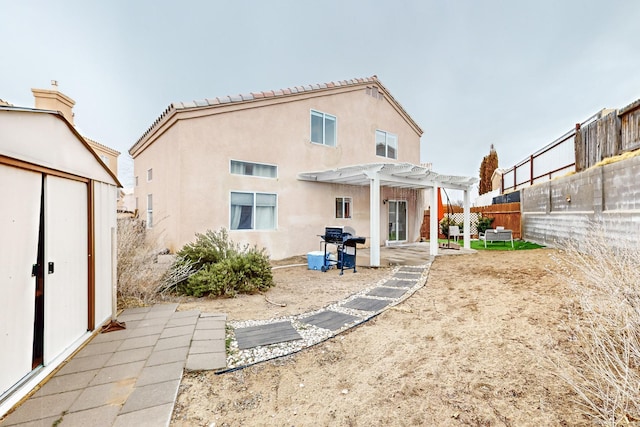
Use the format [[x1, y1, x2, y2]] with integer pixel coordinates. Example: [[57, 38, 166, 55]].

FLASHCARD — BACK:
[[376, 130, 398, 159], [230, 160, 277, 178], [335, 197, 352, 219], [146, 193, 153, 228], [310, 110, 337, 147], [147, 168, 153, 182], [229, 191, 277, 231]]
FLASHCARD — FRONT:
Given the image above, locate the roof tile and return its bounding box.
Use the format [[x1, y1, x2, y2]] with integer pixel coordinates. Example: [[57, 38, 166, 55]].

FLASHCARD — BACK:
[[133, 75, 397, 151]]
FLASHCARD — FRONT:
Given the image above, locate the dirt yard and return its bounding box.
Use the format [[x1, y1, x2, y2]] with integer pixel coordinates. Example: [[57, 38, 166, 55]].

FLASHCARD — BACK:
[[171, 248, 588, 426]]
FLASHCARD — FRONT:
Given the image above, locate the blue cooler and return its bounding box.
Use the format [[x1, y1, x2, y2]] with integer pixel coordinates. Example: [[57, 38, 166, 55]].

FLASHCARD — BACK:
[[307, 251, 325, 270]]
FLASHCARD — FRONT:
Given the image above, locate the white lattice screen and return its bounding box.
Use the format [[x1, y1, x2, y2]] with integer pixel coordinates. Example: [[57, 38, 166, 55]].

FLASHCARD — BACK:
[[444, 212, 480, 236]]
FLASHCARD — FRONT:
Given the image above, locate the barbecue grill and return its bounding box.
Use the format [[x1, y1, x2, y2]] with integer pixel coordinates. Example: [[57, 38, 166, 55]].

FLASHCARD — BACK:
[[319, 226, 366, 274]]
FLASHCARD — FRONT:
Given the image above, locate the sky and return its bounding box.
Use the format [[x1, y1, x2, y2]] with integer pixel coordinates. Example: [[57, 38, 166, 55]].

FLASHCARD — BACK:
[[2, 0, 640, 191]]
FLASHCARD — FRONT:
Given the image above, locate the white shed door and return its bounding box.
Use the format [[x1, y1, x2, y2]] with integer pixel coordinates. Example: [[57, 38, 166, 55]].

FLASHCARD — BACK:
[[43, 176, 88, 364], [0, 165, 40, 394]]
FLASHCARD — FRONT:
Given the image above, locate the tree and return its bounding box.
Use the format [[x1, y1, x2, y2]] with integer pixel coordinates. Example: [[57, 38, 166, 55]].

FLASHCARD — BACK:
[[479, 144, 499, 195]]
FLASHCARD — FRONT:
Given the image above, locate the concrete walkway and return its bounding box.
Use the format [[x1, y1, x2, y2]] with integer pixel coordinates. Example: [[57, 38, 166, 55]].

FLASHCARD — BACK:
[[0, 304, 226, 427]]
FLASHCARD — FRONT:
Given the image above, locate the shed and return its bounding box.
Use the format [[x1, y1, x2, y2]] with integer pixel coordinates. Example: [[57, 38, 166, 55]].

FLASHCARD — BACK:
[[0, 106, 120, 415]]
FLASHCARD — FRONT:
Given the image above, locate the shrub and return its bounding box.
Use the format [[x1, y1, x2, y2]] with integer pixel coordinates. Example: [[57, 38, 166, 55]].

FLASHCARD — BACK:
[[173, 228, 274, 298], [476, 214, 494, 234], [116, 217, 168, 307], [550, 226, 640, 425]]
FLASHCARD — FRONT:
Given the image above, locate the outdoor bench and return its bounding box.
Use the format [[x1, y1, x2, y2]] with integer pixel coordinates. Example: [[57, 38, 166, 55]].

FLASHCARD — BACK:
[[479, 229, 514, 249]]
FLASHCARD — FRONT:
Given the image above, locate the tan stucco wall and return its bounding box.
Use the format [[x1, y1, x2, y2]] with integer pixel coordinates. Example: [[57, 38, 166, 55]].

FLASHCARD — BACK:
[[133, 85, 423, 259], [86, 140, 119, 177]]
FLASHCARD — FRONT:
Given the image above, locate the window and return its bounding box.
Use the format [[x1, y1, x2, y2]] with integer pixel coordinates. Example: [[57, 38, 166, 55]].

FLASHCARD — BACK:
[[146, 194, 153, 228], [230, 192, 277, 230], [147, 168, 153, 182], [376, 130, 398, 159], [335, 197, 352, 219], [311, 110, 336, 146], [135, 176, 139, 186], [230, 160, 277, 178]]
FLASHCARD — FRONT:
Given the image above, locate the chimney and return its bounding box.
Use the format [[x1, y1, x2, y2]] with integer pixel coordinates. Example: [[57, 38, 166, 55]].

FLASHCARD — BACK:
[[31, 80, 75, 125]]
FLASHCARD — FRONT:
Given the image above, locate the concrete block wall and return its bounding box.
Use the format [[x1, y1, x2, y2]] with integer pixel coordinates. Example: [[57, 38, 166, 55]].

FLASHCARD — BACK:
[[522, 154, 640, 248]]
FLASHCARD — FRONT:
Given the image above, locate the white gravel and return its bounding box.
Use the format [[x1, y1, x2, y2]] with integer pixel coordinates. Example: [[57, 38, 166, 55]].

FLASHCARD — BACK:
[[223, 262, 432, 371]]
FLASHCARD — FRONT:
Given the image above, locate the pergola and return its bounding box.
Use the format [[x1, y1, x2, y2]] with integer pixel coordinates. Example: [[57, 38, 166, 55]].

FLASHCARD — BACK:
[[298, 162, 478, 266]]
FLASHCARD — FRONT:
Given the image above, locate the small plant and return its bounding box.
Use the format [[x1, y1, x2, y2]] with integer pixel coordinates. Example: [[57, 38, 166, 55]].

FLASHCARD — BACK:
[[172, 228, 274, 298], [476, 214, 494, 234]]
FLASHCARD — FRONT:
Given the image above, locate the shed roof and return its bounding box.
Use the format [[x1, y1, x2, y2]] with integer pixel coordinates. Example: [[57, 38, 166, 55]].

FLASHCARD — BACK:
[[0, 106, 121, 187], [130, 75, 423, 157]]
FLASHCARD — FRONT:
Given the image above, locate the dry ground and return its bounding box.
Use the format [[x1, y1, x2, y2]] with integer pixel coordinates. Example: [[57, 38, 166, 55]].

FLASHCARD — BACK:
[[171, 249, 588, 426]]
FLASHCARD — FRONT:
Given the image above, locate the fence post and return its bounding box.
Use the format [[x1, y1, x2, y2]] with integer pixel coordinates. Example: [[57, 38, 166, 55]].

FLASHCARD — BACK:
[[574, 123, 583, 172]]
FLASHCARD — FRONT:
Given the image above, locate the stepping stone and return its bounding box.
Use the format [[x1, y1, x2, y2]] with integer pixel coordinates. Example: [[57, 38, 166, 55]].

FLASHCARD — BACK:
[[367, 287, 409, 299], [383, 279, 416, 288], [393, 272, 421, 280], [300, 311, 360, 331], [234, 321, 302, 350], [342, 297, 392, 312], [399, 266, 424, 273]]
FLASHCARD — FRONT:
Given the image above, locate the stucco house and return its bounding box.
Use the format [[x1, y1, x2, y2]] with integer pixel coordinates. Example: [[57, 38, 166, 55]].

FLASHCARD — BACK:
[[129, 76, 476, 265], [0, 105, 120, 416]]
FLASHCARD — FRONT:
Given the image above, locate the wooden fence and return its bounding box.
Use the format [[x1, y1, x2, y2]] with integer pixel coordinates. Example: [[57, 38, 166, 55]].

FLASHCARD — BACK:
[[504, 99, 640, 190], [421, 202, 521, 240]]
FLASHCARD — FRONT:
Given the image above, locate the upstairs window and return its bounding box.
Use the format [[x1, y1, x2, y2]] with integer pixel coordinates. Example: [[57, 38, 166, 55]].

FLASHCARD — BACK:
[[376, 130, 397, 159], [311, 110, 336, 146], [335, 197, 352, 219], [146, 194, 153, 228], [230, 160, 277, 178], [230, 192, 277, 230], [147, 168, 153, 182]]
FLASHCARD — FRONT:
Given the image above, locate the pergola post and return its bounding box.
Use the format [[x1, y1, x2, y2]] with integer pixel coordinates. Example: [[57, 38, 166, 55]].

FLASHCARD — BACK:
[[463, 187, 471, 249], [369, 175, 381, 266], [430, 185, 439, 256]]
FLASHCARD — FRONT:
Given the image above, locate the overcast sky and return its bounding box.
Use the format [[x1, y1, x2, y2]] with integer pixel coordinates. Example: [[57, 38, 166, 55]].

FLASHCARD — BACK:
[[2, 0, 640, 189]]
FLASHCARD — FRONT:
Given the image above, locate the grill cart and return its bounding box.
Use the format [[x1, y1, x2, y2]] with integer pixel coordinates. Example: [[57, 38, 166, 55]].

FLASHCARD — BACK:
[[319, 226, 366, 274]]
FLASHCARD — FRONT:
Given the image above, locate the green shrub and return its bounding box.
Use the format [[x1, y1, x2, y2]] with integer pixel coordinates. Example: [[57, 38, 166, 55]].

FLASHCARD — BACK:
[[177, 228, 238, 270], [174, 228, 274, 298], [476, 214, 494, 234]]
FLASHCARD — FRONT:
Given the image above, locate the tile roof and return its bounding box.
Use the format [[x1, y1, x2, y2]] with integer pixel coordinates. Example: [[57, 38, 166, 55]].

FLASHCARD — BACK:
[[132, 76, 403, 151], [169, 76, 377, 110]]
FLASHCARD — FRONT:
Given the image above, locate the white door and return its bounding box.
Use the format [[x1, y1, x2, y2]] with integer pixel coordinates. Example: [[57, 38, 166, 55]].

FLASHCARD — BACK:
[[388, 200, 407, 242], [0, 165, 41, 395], [43, 176, 88, 364]]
